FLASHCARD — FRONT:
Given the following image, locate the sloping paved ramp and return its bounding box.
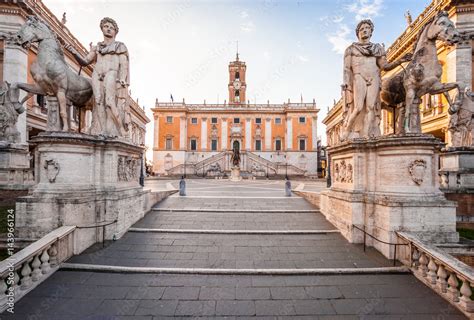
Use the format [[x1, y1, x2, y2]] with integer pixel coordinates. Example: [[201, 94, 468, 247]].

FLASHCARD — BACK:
[[3, 179, 464, 319]]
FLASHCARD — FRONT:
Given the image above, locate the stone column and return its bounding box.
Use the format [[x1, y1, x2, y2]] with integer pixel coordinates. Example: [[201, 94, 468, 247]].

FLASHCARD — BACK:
[[286, 116, 293, 150], [3, 42, 28, 143], [245, 118, 251, 150], [446, 40, 472, 90], [179, 116, 186, 150], [312, 116, 318, 151], [221, 118, 228, 150], [153, 115, 160, 149], [201, 117, 208, 151]]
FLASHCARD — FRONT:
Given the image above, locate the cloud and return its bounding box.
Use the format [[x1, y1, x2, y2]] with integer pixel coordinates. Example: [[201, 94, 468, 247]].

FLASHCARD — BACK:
[[240, 21, 255, 33], [327, 24, 352, 54], [240, 10, 249, 19], [297, 55, 309, 62], [346, 0, 384, 20]]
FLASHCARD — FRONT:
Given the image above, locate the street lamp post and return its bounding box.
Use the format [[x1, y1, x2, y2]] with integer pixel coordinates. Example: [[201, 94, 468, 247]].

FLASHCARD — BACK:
[[285, 154, 288, 180], [139, 152, 145, 187]]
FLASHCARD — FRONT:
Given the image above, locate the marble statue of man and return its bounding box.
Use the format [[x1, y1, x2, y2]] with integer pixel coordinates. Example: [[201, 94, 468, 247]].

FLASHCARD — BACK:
[[341, 19, 411, 140], [66, 17, 129, 137]]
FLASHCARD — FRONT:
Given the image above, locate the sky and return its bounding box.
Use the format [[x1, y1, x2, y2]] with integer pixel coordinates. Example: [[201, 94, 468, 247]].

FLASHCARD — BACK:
[[44, 0, 429, 156]]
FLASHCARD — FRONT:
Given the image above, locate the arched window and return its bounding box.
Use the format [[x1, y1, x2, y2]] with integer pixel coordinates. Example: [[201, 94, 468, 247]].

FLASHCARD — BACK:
[[235, 71, 240, 79]]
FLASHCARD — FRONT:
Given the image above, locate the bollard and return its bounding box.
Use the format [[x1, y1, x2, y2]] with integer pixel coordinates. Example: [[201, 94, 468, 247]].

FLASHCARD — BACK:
[[285, 180, 292, 197], [179, 176, 186, 196]]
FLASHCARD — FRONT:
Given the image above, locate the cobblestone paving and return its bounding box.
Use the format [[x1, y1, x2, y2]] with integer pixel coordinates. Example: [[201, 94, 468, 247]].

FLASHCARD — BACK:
[[4, 179, 465, 319], [3, 272, 463, 319]]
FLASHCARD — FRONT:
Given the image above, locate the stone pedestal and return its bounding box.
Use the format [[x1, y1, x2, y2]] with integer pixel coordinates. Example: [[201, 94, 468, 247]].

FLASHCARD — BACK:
[[230, 166, 242, 181], [0, 142, 33, 190], [15, 132, 149, 254], [439, 147, 474, 224], [320, 134, 458, 259]]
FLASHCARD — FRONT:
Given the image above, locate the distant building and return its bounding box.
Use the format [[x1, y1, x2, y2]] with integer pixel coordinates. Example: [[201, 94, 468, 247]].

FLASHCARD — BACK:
[[0, 0, 149, 145], [152, 54, 319, 177], [324, 0, 474, 146]]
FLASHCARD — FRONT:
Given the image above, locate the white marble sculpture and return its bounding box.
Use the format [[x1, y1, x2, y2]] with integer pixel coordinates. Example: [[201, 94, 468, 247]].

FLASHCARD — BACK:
[[66, 17, 130, 137], [341, 19, 411, 140], [448, 87, 474, 147], [0, 82, 24, 143]]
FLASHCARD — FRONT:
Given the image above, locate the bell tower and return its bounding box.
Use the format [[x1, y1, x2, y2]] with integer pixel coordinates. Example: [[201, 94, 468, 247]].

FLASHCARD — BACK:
[[228, 51, 246, 105]]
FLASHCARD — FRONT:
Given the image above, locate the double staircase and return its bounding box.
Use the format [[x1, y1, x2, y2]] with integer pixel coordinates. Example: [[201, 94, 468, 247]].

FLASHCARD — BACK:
[[166, 151, 306, 177]]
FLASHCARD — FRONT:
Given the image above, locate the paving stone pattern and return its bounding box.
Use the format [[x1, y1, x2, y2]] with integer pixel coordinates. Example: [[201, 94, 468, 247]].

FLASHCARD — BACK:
[[4, 179, 465, 319]]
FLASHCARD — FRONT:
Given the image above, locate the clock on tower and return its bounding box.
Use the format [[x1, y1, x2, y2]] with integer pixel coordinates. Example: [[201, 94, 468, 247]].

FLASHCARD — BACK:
[[228, 52, 246, 105]]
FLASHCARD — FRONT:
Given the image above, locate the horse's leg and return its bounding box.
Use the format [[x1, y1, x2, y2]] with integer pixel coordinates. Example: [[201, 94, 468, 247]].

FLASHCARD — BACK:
[[56, 90, 69, 131], [405, 88, 419, 133], [9, 83, 45, 111], [429, 81, 460, 106]]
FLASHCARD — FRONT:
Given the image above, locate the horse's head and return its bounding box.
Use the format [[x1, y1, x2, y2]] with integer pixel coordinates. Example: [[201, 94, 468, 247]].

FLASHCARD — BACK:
[[16, 16, 52, 49], [427, 11, 462, 45]]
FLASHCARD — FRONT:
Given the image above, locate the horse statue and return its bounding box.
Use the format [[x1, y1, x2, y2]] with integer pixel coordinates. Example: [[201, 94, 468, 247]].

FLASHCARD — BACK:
[[381, 11, 463, 134], [0, 82, 24, 143], [13, 16, 93, 132]]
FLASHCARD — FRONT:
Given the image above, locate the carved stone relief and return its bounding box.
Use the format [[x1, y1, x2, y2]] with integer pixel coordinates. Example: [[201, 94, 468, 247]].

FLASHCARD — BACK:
[[333, 159, 353, 183], [408, 159, 427, 185], [117, 156, 139, 181], [44, 159, 60, 183]]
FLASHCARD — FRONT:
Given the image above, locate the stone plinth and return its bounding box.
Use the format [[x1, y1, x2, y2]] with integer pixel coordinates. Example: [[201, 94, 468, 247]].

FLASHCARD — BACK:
[[439, 147, 474, 223], [0, 142, 33, 190], [15, 132, 148, 254], [230, 166, 242, 181], [320, 134, 458, 259]]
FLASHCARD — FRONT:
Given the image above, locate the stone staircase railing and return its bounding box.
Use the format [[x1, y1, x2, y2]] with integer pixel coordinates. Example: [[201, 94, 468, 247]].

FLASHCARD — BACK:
[[397, 232, 474, 318], [194, 151, 229, 174], [0, 226, 75, 313]]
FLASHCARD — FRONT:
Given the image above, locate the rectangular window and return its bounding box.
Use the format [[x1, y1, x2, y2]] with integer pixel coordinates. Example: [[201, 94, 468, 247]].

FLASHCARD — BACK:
[[190, 139, 197, 151], [275, 139, 282, 151], [275, 118, 281, 124], [234, 118, 240, 124], [166, 116, 173, 123], [191, 118, 198, 124], [211, 117, 218, 124], [299, 139, 306, 151], [211, 139, 218, 151], [255, 140, 261, 151], [166, 138, 172, 150], [299, 117, 306, 123], [255, 118, 262, 124]]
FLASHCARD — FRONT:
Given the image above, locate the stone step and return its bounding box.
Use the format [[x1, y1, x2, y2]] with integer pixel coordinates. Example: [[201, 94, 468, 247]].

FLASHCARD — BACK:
[[67, 232, 392, 269]]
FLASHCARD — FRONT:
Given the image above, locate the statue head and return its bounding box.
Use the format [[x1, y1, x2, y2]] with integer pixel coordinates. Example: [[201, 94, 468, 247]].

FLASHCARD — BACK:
[[427, 11, 461, 45], [356, 19, 374, 42], [100, 17, 119, 38]]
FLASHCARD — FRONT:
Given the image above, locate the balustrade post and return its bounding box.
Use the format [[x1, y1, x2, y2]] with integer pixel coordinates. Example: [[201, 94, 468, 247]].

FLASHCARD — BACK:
[[448, 273, 460, 302], [436, 265, 448, 293], [427, 258, 438, 285], [412, 248, 420, 269], [40, 247, 51, 274], [49, 243, 58, 267], [31, 254, 42, 282], [0, 277, 7, 309], [419, 252, 428, 277], [13, 269, 20, 296], [459, 279, 474, 312], [20, 259, 33, 290]]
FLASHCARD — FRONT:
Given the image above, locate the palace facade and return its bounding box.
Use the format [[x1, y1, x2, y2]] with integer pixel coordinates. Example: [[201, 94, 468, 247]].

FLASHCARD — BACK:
[[324, 0, 474, 147], [152, 54, 319, 177], [0, 0, 149, 147]]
